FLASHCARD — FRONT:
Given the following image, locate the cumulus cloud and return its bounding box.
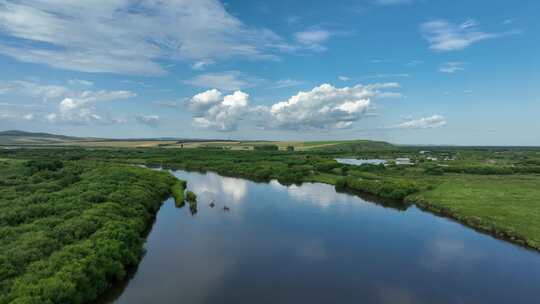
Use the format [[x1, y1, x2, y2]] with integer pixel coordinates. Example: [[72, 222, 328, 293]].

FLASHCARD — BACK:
[[389, 115, 447, 129], [136, 115, 160, 127], [439, 62, 465, 73], [421, 19, 513, 51], [269, 84, 380, 130], [189, 90, 251, 131], [0, 0, 290, 75], [187, 83, 401, 131]]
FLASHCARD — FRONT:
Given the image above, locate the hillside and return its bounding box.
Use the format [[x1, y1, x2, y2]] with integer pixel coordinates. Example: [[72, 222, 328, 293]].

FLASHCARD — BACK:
[[0, 130, 395, 150], [0, 130, 87, 145], [301, 140, 396, 152]]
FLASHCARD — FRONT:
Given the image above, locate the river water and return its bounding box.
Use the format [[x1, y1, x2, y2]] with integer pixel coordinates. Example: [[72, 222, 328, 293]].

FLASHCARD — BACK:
[[104, 169, 540, 304]]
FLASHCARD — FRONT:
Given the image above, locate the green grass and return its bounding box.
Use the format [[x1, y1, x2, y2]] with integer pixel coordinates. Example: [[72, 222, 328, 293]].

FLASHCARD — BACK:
[[171, 180, 187, 207], [410, 174, 540, 250], [306, 173, 342, 184]]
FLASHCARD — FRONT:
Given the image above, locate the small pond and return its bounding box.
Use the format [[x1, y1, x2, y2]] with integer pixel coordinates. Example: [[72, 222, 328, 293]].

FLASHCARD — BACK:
[[335, 158, 387, 166]]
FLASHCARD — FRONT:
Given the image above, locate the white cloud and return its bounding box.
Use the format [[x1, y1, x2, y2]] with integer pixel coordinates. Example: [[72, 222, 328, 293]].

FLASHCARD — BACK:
[[269, 84, 377, 130], [136, 115, 160, 127], [389, 115, 447, 129], [439, 62, 465, 73], [421, 19, 515, 51], [421, 19, 511, 51], [189, 90, 251, 131], [0, 0, 289, 75], [338, 76, 350, 81], [67, 79, 94, 87], [48, 89, 135, 125], [183, 71, 260, 91], [0, 111, 35, 121], [187, 83, 401, 131], [271, 79, 304, 89], [294, 30, 331, 51], [191, 59, 215, 71], [0, 80, 69, 101]]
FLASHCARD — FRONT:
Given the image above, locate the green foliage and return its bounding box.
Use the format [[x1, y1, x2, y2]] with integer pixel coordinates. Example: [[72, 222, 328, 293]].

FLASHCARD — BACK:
[[254, 144, 279, 151], [171, 180, 187, 207], [186, 191, 197, 203], [336, 176, 421, 200], [444, 164, 514, 175], [26, 159, 64, 174], [424, 165, 445, 176], [0, 161, 175, 303]]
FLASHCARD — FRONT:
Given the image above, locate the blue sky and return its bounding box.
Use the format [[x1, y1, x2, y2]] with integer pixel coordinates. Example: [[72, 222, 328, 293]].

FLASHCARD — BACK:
[[0, 0, 538, 145]]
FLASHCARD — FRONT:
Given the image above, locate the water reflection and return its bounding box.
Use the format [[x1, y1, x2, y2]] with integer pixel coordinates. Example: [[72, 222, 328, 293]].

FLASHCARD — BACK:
[[173, 171, 247, 205], [335, 158, 387, 166], [270, 180, 365, 208], [104, 170, 540, 304]]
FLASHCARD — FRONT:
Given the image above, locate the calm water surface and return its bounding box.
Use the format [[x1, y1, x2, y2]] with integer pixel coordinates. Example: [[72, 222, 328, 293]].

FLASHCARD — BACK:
[[106, 170, 540, 304], [335, 158, 387, 166]]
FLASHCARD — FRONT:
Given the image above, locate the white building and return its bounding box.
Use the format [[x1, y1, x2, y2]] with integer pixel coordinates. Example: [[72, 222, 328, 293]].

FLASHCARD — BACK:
[[395, 158, 413, 165]]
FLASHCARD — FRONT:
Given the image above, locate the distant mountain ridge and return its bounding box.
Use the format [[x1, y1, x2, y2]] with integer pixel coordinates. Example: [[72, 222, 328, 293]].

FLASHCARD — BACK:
[[0, 130, 83, 140], [0, 129, 396, 150]]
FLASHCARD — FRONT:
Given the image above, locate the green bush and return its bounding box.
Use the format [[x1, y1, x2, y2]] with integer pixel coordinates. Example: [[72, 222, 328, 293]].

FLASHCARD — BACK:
[[186, 190, 197, 202], [254, 145, 279, 151], [0, 161, 175, 303]]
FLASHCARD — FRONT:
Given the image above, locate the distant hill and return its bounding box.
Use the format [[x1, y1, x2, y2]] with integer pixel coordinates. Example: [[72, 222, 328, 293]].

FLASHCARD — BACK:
[[0, 130, 88, 145], [0, 130, 81, 140], [0, 130, 396, 150], [302, 140, 396, 152]]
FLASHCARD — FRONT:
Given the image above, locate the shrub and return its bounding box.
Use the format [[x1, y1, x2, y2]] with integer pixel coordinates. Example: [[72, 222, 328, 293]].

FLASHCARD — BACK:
[[254, 145, 279, 151], [186, 191, 197, 203]]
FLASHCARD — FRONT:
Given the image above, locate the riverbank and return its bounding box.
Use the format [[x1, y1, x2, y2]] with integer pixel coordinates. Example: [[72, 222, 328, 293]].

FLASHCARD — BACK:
[[407, 174, 540, 251], [308, 172, 540, 252]]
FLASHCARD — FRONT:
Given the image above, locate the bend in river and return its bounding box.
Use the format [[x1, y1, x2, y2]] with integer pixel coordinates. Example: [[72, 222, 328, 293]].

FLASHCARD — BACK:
[[102, 169, 540, 304]]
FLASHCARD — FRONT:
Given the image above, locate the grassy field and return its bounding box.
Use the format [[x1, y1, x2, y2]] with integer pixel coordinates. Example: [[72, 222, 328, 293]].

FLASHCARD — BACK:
[[410, 174, 540, 250]]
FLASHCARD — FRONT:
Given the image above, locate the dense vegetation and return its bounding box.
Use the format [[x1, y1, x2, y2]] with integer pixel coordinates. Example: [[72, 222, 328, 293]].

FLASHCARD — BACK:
[[171, 180, 187, 207], [0, 143, 540, 303], [0, 159, 178, 303]]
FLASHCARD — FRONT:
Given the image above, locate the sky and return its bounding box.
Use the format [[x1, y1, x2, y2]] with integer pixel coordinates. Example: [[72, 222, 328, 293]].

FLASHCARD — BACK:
[[0, 0, 538, 145]]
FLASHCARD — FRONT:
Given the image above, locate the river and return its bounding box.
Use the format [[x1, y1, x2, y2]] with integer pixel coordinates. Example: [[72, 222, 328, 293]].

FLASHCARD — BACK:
[[103, 169, 540, 304]]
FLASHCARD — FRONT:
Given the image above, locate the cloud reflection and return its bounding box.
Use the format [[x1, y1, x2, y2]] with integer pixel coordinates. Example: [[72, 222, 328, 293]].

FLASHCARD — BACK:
[[176, 171, 247, 204], [271, 180, 366, 208]]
